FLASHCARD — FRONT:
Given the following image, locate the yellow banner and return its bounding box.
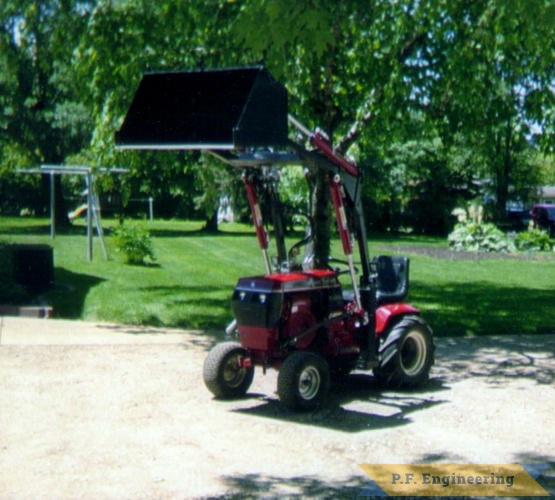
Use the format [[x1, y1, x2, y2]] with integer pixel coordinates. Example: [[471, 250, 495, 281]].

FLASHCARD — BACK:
[[358, 464, 549, 497]]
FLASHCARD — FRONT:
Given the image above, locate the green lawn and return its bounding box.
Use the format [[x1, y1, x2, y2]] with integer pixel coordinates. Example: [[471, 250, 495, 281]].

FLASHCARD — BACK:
[[1, 216, 553, 337], [410, 255, 554, 336]]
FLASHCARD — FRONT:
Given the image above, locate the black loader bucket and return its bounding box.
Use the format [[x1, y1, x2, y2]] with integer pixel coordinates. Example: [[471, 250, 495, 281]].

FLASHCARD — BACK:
[[115, 66, 288, 150]]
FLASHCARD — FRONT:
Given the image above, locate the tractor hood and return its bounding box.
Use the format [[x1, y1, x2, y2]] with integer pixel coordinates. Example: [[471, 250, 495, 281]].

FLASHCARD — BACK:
[[115, 66, 289, 150]]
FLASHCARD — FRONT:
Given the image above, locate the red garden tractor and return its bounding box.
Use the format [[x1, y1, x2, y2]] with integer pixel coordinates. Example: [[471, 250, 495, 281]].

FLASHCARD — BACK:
[[116, 66, 434, 410]]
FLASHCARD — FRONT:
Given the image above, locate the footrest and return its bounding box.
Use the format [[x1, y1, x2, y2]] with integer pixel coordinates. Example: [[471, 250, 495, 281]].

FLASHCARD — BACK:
[[356, 353, 378, 371]]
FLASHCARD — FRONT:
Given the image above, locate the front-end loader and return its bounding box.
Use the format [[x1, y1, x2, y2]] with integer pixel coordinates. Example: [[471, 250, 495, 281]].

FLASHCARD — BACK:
[[117, 65, 434, 410]]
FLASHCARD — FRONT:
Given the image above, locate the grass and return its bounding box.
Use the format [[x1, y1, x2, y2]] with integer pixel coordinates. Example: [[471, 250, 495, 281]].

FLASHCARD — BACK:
[[1, 216, 554, 337], [410, 257, 554, 336]]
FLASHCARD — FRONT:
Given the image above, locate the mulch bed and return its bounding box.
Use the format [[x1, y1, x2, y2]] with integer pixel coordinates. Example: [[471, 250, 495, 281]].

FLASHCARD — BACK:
[[375, 244, 555, 261]]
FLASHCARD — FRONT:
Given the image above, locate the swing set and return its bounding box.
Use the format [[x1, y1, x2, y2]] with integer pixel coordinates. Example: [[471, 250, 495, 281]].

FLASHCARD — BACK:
[[17, 165, 128, 261]]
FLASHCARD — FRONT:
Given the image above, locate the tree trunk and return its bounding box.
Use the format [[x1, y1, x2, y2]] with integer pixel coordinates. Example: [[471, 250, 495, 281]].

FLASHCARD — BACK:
[[494, 121, 512, 223], [312, 168, 331, 269], [54, 176, 70, 226], [40, 174, 70, 226], [203, 208, 219, 233]]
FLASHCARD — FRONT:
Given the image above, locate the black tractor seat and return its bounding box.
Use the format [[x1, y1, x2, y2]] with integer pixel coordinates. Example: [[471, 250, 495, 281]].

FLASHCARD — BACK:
[[342, 255, 410, 306]]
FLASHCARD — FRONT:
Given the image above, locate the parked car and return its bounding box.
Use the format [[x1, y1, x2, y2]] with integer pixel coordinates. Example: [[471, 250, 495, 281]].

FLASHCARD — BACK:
[[530, 204, 555, 237], [507, 209, 532, 231]]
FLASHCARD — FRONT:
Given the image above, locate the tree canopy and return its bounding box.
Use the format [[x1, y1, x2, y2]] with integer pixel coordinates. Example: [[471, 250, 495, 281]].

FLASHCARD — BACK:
[[1, 0, 555, 242]]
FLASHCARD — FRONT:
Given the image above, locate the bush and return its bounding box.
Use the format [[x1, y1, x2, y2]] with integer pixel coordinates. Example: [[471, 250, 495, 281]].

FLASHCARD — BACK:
[[515, 228, 553, 252], [448, 220, 516, 253], [112, 224, 156, 265]]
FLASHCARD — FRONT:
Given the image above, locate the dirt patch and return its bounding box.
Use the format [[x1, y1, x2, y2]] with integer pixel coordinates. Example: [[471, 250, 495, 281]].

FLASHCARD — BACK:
[[1, 332, 554, 498]]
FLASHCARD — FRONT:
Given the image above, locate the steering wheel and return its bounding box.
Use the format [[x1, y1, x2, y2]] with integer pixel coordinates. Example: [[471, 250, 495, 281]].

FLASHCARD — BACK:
[[327, 257, 359, 276]]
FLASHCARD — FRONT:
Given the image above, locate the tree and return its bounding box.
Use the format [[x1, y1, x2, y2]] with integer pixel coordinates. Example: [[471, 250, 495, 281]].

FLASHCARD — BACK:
[[4, 0, 555, 244], [72, 0, 247, 227], [236, 0, 550, 240], [0, 0, 94, 220], [235, 0, 434, 263], [423, 0, 555, 219]]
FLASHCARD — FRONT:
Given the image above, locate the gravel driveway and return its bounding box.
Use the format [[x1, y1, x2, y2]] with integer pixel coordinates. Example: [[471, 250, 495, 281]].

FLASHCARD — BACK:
[[1, 321, 554, 498]]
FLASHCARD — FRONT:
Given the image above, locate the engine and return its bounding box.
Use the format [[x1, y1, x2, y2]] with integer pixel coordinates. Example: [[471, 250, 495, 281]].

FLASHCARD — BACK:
[[231, 269, 360, 366]]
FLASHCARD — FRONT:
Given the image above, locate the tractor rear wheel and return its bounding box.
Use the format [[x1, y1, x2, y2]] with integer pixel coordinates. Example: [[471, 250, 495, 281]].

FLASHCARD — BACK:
[[373, 315, 434, 388], [278, 351, 330, 411], [203, 342, 254, 399]]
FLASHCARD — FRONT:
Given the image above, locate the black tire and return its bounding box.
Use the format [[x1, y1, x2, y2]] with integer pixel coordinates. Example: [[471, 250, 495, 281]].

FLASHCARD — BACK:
[[203, 342, 254, 399], [373, 315, 434, 388], [278, 351, 330, 411]]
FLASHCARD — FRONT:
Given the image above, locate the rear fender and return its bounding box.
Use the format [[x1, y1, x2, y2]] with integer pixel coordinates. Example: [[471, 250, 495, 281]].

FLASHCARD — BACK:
[[375, 303, 419, 338]]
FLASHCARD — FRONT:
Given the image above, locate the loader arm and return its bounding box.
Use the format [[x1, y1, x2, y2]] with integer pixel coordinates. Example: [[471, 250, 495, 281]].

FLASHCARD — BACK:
[[114, 63, 375, 289], [115, 64, 379, 363], [286, 138, 373, 287], [287, 117, 378, 361]]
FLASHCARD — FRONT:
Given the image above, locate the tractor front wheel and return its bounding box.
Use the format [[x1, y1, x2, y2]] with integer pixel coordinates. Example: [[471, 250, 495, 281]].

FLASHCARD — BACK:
[[373, 315, 434, 388], [203, 342, 254, 399], [278, 351, 330, 411]]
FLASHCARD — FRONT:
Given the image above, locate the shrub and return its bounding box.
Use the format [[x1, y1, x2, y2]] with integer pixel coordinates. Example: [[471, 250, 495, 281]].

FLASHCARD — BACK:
[[515, 228, 553, 252], [448, 220, 516, 253], [112, 224, 156, 265]]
